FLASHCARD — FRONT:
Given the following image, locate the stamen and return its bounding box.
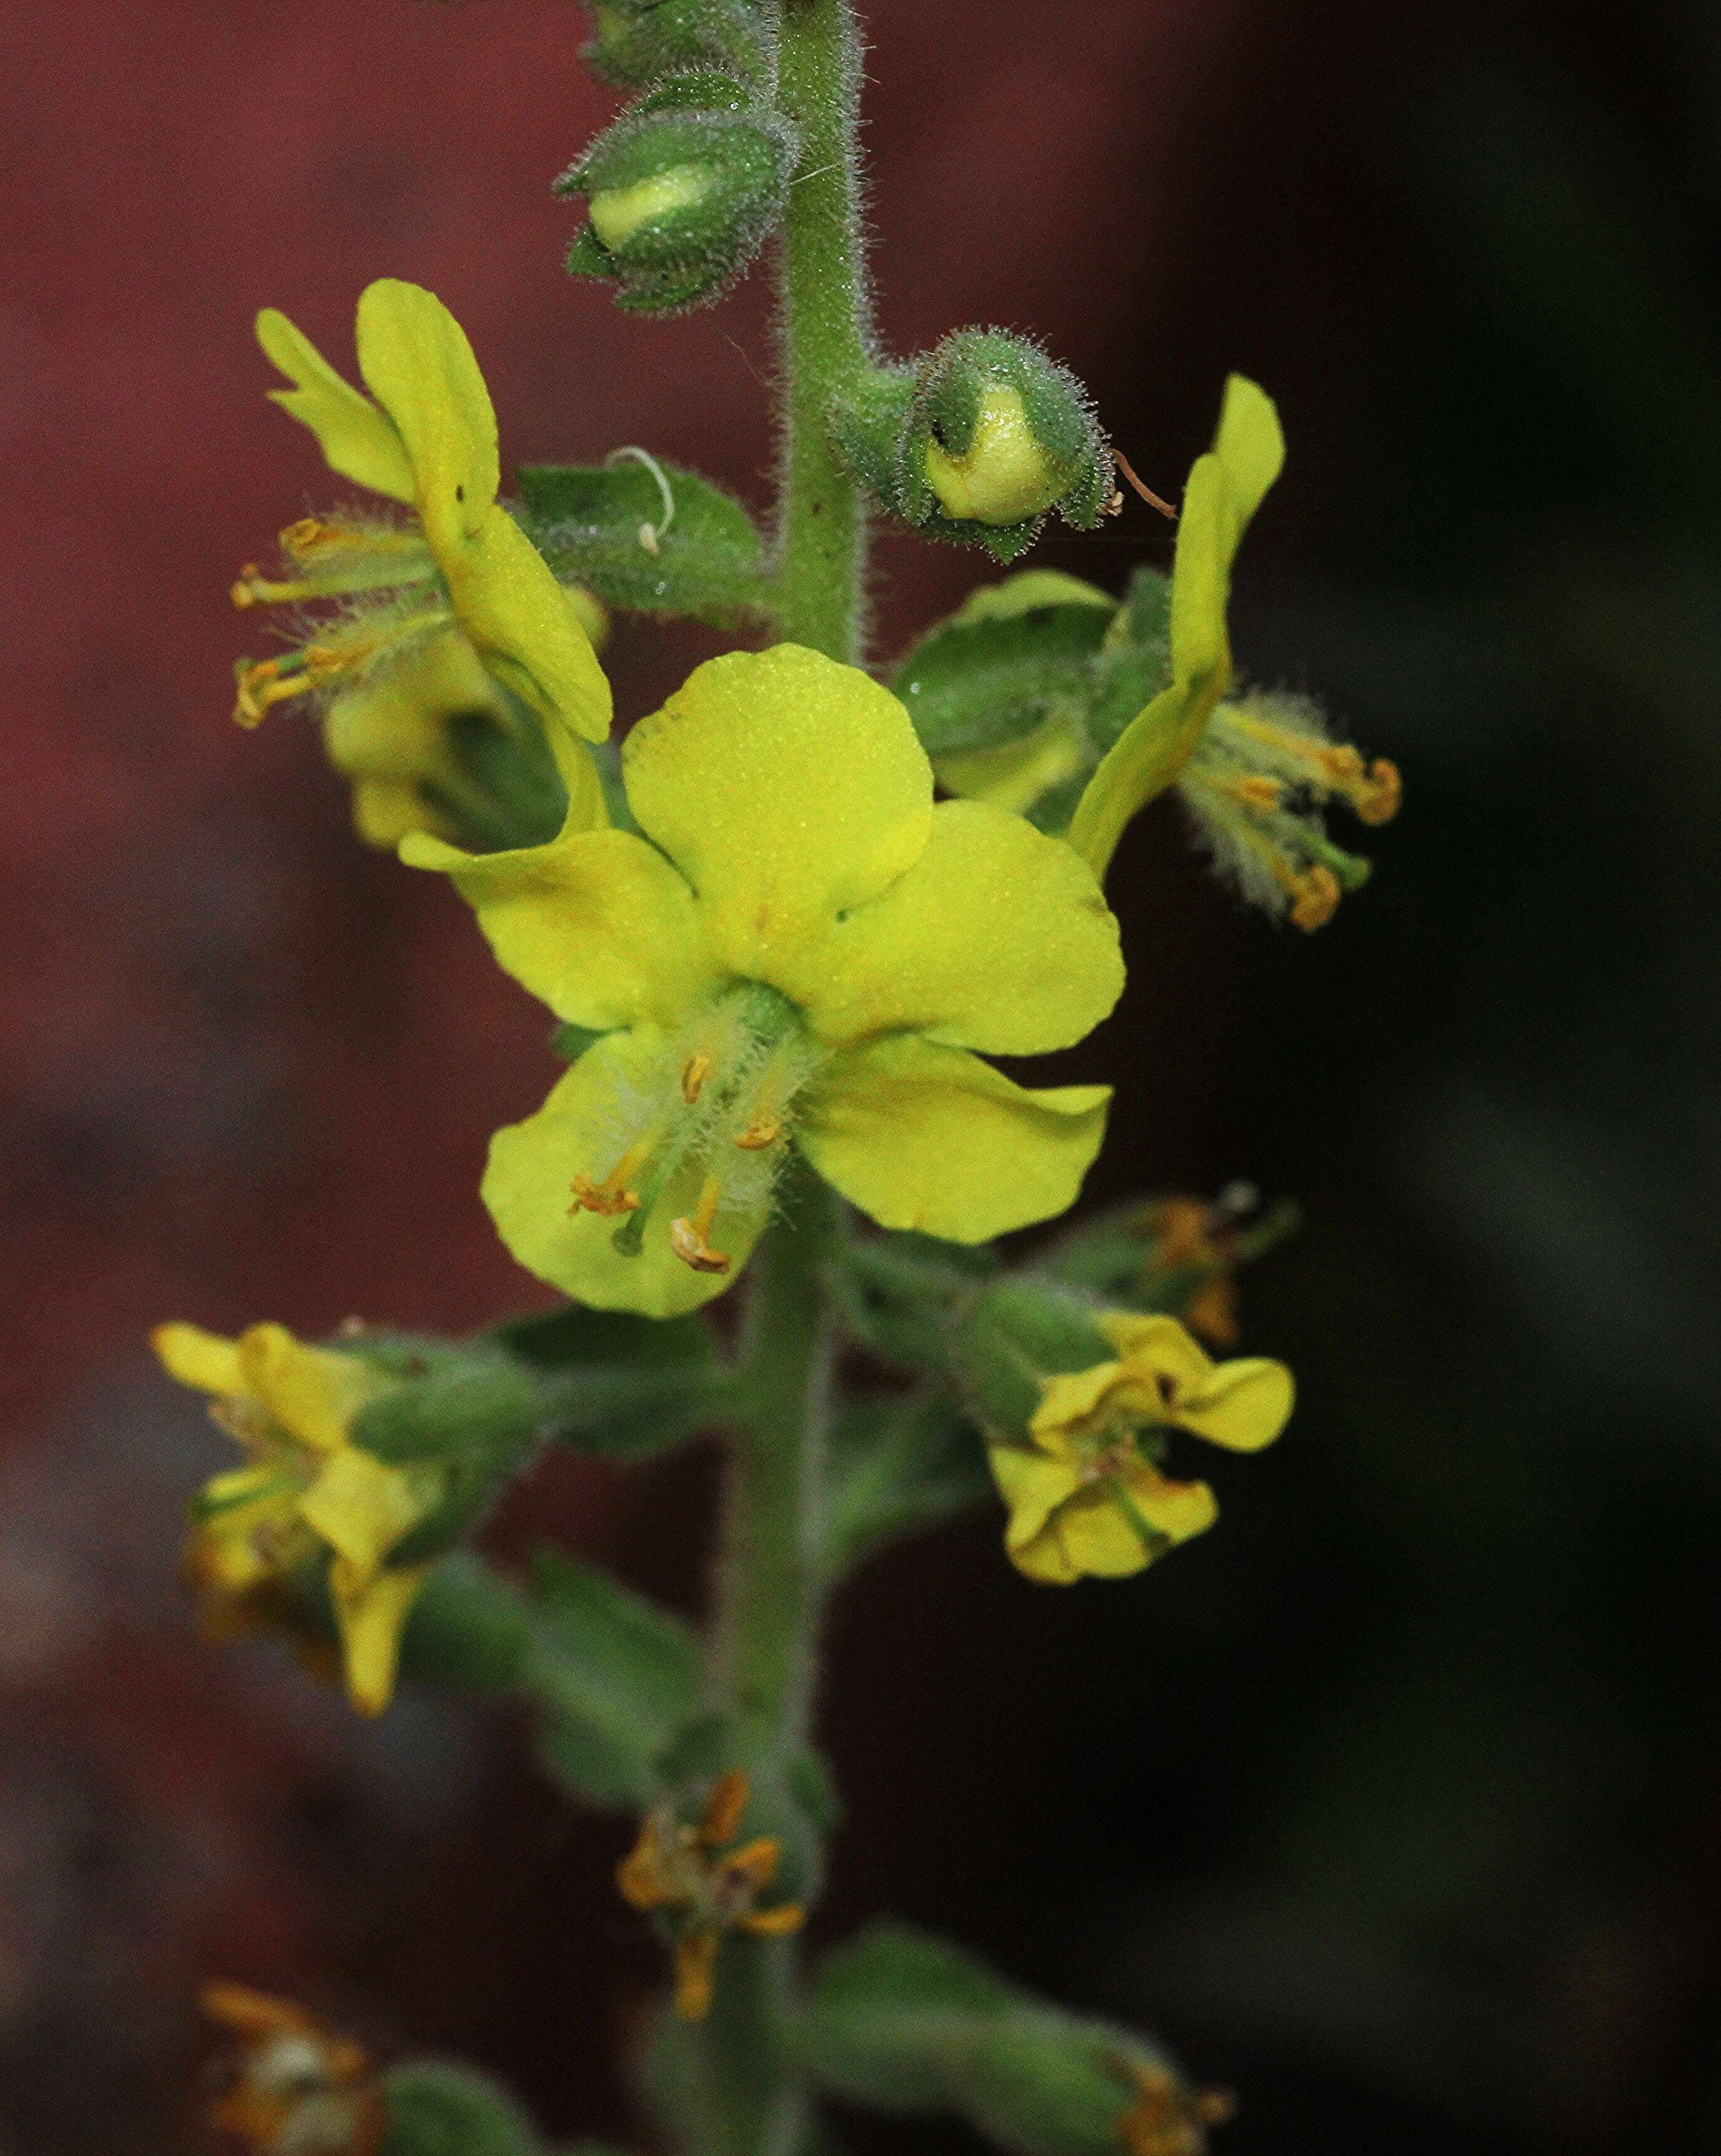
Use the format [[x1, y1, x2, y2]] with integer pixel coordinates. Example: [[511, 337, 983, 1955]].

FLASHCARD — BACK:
[[669, 1174, 731, 1273], [681, 1052, 713, 1104], [735, 1112, 783, 1151], [1228, 774, 1283, 814], [234, 656, 321, 728], [571, 1129, 659, 1217], [1286, 864, 1340, 931], [1354, 757, 1402, 826], [279, 517, 428, 566]]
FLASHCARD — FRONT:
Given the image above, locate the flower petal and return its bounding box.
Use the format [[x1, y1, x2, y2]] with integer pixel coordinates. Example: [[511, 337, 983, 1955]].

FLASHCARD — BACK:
[[401, 826, 716, 1033], [256, 309, 415, 504], [1118, 1459, 1219, 1543], [1100, 1312, 1294, 1451], [797, 1035, 1109, 1241], [152, 1320, 244, 1397], [236, 1324, 391, 1455], [354, 279, 499, 539], [1067, 375, 1283, 881], [483, 1035, 773, 1317], [448, 507, 614, 745], [352, 282, 612, 744], [329, 1558, 430, 1716], [1053, 1481, 1167, 1577], [793, 799, 1123, 1053], [299, 1448, 428, 1578], [623, 647, 934, 982], [988, 1443, 1080, 1550]]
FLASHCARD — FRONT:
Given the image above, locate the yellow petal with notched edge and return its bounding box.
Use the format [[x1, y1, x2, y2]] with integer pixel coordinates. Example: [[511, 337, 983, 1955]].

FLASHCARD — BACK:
[[235, 1324, 391, 1456], [790, 798, 1123, 1054], [1100, 1312, 1294, 1451], [299, 1446, 427, 1580], [256, 309, 415, 504], [329, 1557, 430, 1716], [152, 1321, 245, 1399], [483, 1035, 773, 1318], [1066, 375, 1284, 881], [353, 282, 611, 745], [401, 825, 716, 1034], [797, 1035, 1110, 1242], [623, 647, 934, 982]]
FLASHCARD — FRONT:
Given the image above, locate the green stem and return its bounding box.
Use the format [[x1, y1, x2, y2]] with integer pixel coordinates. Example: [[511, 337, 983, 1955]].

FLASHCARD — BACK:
[[699, 1170, 840, 2156], [770, 0, 871, 661]]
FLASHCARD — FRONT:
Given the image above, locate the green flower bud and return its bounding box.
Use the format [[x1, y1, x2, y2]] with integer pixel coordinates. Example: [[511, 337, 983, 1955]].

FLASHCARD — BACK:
[[580, 0, 771, 90], [556, 76, 798, 313], [832, 331, 1112, 562]]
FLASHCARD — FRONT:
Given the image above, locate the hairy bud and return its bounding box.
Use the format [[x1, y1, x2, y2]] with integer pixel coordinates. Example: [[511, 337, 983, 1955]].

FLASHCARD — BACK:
[[557, 75, 798, 313], [579, 0, 772, 89]]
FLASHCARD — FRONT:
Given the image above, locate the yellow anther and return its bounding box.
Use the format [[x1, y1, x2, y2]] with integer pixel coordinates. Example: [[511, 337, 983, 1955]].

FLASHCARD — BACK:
[[231, 566, 264, 609], [1288, 864, 1341, 932], [735, 1112, 783, 1151], [570, 1173, 641, 1218], [681, 1052, 713, 1104], [571, 1129, 659, 1217], [670, 1174, 730, 1274], [1315, 742, 1366, 787], [1355, 756, 1402, 826], [1231, 774, 1283, 814], [233, 657, 319, 729]]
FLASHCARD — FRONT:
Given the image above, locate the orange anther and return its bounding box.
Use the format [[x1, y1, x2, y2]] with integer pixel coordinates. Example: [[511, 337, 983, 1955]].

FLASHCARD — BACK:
[[570, 1172, 640, 1218], [699, 1769, 750, 1846], [1234, 774, 1283, 814], [681, 1051, 713, 1103], [1288, 865, 1340, 932], [669, 1218, 731, 1273], [1355, 756, 1402, 826], [735, 1113, 783, 1151]]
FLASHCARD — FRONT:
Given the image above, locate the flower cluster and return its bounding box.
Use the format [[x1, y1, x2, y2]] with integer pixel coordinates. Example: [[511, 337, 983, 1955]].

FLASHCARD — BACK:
[[202, 1983, 383, 2156]]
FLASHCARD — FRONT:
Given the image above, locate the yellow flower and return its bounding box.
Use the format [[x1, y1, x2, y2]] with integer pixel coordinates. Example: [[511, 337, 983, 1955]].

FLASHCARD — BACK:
[[233, 280, 610, 834], [616, 1771, 805, 2021], [321, 619, 604, 853], [988, 1313, 1292, 1585], [153, 1320, 437, 1715], [202, 1982, 383, 2156], [1065, 375, 1285, 881], [405, 643, 1124, 1318]]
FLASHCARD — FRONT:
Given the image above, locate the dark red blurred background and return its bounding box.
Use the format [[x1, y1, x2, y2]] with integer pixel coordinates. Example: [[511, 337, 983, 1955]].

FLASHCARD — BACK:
[[9, 3, 1721, 2151]]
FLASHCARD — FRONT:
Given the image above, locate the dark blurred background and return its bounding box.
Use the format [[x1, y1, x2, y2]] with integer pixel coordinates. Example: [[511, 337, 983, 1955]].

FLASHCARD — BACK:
[[6, 0, 1720, 2149]]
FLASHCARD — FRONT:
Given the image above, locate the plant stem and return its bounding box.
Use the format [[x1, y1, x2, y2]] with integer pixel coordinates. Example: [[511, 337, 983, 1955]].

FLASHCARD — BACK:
[[770, 0, 871, 661], [700, 1170, 840, 2156]]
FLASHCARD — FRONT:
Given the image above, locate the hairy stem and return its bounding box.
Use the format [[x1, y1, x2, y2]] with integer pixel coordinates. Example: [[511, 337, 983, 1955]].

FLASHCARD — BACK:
[[770, 0, 871, 661], [700, 1171, 840, 2156]]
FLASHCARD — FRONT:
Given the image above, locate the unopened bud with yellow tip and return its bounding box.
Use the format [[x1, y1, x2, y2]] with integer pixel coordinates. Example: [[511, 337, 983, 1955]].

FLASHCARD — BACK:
[[557, 75, 798, 313]]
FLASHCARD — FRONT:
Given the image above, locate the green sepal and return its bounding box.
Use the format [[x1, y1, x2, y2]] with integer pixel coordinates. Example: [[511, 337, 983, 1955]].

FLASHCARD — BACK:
[[949, 1278, 1116, 1446], [891, 600, 1111, 759], [517, 460, 767, 626], [526, 1551, 702, 1808], [549, 1021, 609, 1063], [828, 363, 920, 517], [399, 1553, 536, 1695], [804, 1926, 1192, 2156], [832, 1230, 998, 1372], [580, 0, 772, 91], [1086, 566, 1174, 757], [381, 2063, 546, 2156], [495, 1302, 726, 1460], [822, 1392, 993, 1577]]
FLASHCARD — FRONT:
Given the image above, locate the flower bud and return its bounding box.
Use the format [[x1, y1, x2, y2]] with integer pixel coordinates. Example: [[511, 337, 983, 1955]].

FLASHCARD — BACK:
[[580, 0, 770, 90], [832, 331, 1112, 562], [557, 76, 798, 313]]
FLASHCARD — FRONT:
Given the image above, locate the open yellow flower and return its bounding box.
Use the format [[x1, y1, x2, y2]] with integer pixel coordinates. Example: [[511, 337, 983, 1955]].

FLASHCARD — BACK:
[[405, 643, 1125, 1317], [234, 279, 610, 834], [988, 1312, 1292, 1584], [153, 1320, 438, 1715]]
